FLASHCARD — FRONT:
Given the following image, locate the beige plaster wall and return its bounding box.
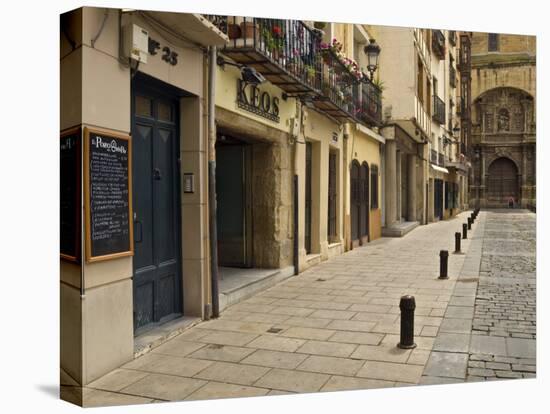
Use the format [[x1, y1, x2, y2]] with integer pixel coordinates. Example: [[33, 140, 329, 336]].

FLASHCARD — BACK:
[[348, 128, 382, 242], [376, 26, 416, 121]]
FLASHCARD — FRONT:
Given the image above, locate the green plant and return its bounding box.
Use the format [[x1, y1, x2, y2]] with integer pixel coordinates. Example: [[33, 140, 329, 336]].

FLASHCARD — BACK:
[[260, 23, 285, 54], [372, 76, 386, 92]]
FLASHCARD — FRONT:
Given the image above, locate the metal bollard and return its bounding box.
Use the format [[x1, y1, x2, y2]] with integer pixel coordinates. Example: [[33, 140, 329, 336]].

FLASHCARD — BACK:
[[462, 223, 468, 239], [471, 213, 475, 223], [454, 232, 461, 253], [467, 217, 472, 230], [398, 295, 417, 349], [439, 250, 449, 279]]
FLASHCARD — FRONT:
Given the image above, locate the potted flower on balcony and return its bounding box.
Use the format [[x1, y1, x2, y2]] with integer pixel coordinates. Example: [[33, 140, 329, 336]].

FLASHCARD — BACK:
[[303, 64, 317, 86], [260, 23, 285, 61]]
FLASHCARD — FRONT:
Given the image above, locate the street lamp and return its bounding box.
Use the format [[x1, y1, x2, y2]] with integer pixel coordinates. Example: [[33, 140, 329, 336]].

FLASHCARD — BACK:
[[364, 38, 381, 80]]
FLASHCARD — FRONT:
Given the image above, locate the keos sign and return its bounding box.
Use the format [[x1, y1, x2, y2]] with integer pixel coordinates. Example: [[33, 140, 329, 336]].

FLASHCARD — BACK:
[[236, 79, 280, 123]]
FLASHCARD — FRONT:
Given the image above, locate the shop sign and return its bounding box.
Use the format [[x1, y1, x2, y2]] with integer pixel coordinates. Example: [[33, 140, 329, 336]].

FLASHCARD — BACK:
[[236, 79, 280, 123]]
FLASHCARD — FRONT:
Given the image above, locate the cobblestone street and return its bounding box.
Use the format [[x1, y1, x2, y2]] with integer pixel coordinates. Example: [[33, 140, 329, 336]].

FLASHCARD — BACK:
[[66, 210, 537, 407], [466, 210, 536, 381]]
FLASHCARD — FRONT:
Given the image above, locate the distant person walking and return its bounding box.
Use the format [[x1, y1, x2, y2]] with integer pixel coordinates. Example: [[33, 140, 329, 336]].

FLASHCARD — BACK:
[[508, 197, 514, 208]]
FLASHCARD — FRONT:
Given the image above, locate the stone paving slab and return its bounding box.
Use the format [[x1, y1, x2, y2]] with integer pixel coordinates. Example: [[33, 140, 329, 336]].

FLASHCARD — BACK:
[[193, 362, 270, 386], [357, 361, 424, 383], [297, 355, 365, 376], [253, 368, 330, 393], [120, 373, 207, 401]]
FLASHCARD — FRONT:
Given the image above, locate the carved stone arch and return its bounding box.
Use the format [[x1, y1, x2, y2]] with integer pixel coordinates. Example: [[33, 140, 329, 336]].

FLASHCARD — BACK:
[[473, 87, 534, 134], [485, 151, 521, 177]]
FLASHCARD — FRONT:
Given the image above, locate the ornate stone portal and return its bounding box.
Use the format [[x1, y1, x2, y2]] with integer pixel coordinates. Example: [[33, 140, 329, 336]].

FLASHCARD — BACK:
[[470, 87, 536, 208]]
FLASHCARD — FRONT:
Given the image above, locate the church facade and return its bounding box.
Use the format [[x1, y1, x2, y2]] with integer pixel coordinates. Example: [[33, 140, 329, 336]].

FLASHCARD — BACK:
[[469, 32, 536, 209]]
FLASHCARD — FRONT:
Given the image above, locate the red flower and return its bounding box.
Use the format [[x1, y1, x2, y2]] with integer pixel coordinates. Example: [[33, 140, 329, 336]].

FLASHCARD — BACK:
[[272, 25, 282, 37]]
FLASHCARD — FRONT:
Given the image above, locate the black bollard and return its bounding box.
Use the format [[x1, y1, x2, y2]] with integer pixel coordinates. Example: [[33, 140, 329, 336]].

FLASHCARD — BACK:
[[471, 213, 475, 223], [462, 223, 468, 239], [454, 232, 461, 253], [398, 295, 417, 349], [467, 217, 472, 230], [439, 250, 449, 279]]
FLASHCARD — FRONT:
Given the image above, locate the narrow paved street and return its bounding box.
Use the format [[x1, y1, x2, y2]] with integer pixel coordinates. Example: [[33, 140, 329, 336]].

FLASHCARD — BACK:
[[466, 210, 536, 380], [74, 210, 536, 406]]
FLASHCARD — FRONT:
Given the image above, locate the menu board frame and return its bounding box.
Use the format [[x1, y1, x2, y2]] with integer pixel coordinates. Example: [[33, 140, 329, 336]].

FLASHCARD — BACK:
[[83, 126, 134, 263], [60, 126, 82, 262]]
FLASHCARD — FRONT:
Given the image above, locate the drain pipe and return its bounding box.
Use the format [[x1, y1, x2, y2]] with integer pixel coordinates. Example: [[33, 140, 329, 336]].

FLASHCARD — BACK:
[[208, 46, 220, 318]]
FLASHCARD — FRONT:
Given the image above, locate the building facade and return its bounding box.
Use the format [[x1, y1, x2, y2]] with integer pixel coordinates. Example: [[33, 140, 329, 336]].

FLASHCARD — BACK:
[[374, 27, 471, 236], [468, 32, 536, 208]]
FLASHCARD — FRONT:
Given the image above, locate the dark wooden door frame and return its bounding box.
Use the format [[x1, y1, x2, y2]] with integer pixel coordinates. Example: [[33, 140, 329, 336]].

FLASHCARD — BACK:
[[131, 73, 183, 335]]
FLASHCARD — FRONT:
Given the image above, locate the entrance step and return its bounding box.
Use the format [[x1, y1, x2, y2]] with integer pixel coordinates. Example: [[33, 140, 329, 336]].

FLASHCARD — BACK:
[[133, 316, 201, 358], [382, 221, 420, 237], [219, 266, 295, 312]]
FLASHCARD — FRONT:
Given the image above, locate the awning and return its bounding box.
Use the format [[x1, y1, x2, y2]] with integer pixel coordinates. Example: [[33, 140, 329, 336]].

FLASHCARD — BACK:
[[431, 164, 449, 174]]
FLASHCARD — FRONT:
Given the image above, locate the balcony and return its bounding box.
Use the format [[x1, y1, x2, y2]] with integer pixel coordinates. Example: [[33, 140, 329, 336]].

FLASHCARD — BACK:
[[432, 30, 445, 60], [432, 95, 446, 125], [449, 65, 456, 88], [210, 16, 364, 123], [355, 76, 382, 127], [311, 48, 359, 122], [430, 149, 438, 164], [213, 16, 323, 95], [143, 12, 228, 46]]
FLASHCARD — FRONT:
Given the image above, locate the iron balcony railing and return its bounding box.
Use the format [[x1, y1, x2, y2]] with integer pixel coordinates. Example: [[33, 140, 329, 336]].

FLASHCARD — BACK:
[[204, 15, 382, 125], [314, 48, 359, 120], [432, 30, 445, 60], [449, 65, 456, 88], [355, 76, 382, 127], [208, 16, 324, 95], [432, 95, 446, 125], [430, 149, 438, 164]]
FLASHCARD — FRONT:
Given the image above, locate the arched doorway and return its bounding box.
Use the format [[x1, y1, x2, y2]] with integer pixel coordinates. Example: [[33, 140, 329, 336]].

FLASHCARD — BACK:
[[487, 157, 519, 207], [350, 160, 369, 247]]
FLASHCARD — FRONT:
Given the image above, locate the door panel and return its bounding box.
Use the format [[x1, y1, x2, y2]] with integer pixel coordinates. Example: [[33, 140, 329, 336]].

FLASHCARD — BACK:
[[133, 123, 154, 270], [487, 157, 518, 205], [154, 126, 176, 265], [217, 144, 248, 266], [132, 81, 182, 333]]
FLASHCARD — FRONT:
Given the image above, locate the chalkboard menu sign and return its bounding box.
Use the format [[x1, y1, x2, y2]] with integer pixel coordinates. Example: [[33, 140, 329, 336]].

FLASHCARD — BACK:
[[60, 127, 81, 262], [84, 127, 133, 262]]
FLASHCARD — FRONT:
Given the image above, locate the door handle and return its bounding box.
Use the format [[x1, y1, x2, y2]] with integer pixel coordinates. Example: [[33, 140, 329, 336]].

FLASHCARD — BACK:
[[154, 168, 162, 180], [134, 220, 143, 243]]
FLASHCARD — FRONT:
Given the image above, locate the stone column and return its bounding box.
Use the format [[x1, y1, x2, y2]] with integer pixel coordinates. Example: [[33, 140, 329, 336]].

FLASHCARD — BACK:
[[407, 154, 417, 221], [384, 140, 397, 227], [396, 150, 402, 222]]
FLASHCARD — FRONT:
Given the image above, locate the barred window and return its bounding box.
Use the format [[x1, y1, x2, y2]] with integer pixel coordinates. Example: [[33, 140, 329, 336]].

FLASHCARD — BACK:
[[370, 165, 379, 209]]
